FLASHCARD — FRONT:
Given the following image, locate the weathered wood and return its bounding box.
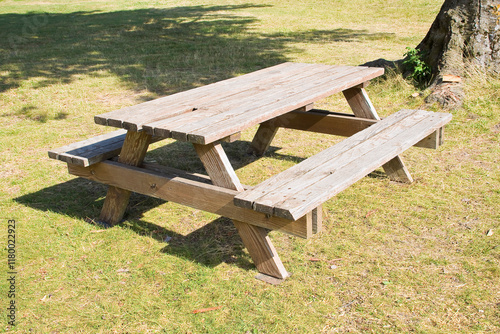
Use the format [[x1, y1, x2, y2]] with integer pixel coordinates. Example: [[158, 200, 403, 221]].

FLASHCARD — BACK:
[[248, 104, 314, 156], [97, 63, 383, 145], [342, 86, 380, 119], [234, 109, 418, 212], [234, 109, 452, 220], [343, 86, 413, 183], [48, 130, 127, 167], [194, 142, 290, 279], [98, 130, 152, 225], [248, 121, 279, 157], [98, 62, 316, 131], [48, 130, 163, 167], [187, 67, 384, 144], [68, 161, 312, 238], [232, 220, 289, 279], [141, 64, 322, 138], [193, 143, 244, 192], [270, 110, 445, 149], [312, 205, 323, 234], [168, 66, 354, 142]]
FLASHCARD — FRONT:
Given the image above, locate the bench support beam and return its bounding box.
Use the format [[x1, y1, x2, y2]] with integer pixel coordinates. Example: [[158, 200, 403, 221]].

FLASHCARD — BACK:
[[343, 86, 413, 183], [68, 161, 312, 238], [99, 130, 152, 225], [193, 142, 289, 280]]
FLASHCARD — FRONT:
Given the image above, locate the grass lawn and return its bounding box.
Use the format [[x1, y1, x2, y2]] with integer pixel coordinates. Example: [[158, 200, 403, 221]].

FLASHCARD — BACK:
[[1, 0, 499, 333]]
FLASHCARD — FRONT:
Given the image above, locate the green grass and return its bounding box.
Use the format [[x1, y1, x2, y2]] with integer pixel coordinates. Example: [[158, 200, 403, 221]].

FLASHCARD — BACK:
[[1, 0, 499, 333]]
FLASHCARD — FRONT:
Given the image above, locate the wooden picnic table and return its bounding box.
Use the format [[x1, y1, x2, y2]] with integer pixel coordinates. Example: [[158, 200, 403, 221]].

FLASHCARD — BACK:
[[49, 62, 452, 283]]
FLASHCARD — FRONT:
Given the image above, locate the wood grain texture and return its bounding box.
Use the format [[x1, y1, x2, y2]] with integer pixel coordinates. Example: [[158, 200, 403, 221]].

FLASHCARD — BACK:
[[234, 109, 452, 220], [95, 63, 384, 145], [194, 142, 290, 279], [68, 161, 312, 238], [193, 143, 244, 192], [247, 121, 279, 157], [48, 130, 163, 167], [270, 110, 445, 149], [343, 86, 413, 183], [98, 130, 152, 225]]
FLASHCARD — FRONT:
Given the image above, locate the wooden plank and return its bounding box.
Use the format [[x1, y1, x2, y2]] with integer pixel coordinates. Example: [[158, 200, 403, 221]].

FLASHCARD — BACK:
[[94, 63, 294, 127], [67, 161, 312, 238], [188, 67, 384, 144], [271, 110, 377, 137], [236, 110, 452, 220], [343, 86, 380, 119], [194, 142, 289, 279], [98, 130, 152, 225], [343, 86, 413, 183], [271, 110, 445, 149], [234, 109, 420, 211], [148, 64, 343, 140], [48, 130, 164, 167], [274, 111, 452, 220], [96, 63, 312, 131], [254, 110, 428, 216], [48, 130, 127, 167], [182, 66, 376, 144], [248, 104, 314, 156]]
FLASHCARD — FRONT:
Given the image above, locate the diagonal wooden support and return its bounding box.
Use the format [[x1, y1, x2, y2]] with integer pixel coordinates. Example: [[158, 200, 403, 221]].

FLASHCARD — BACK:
[[248, 120, 279, 157], [193, 142, 289, 280], [343, 86, 413, 183], [248, 104, 314, 157], [99, 130, 152, 225]]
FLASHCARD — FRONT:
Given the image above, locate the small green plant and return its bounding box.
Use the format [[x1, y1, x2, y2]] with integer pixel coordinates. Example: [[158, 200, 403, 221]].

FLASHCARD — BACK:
[[403, 47, 431, 85]]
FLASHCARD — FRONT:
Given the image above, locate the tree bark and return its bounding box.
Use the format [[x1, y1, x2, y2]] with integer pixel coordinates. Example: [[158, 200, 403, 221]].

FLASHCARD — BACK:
[[417, 0, 500, 108]]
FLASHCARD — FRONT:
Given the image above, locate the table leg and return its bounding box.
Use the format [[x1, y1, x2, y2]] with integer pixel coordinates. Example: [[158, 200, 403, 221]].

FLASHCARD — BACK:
[[99, 130, 152, 225], [343, 86, 413, 183], [248, 121, 279, 156], [193, 142, 289, 280]]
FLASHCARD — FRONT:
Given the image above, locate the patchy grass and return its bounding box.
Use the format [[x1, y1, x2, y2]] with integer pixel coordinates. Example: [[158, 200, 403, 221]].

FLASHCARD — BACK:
[[1, 0, 499, 333]]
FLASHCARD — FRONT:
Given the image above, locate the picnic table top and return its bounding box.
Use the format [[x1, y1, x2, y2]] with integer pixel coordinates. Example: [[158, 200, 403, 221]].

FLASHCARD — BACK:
[[95, 62, 384, 145]]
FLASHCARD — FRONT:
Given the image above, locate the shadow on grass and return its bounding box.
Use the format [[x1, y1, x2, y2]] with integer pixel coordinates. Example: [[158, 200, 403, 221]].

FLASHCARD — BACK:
[[10, 3, 393, 269], [14, 176, 254, 269], [1, 5, 395, 121], [14, 138, 299, 270]]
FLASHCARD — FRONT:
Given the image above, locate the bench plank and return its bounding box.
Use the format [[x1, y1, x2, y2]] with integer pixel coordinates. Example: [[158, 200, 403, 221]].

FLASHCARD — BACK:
[[48, 130, 164, 167], [234, 109, 452, 220], [48, 130, 128, 167], [234, 109, 417, 212]]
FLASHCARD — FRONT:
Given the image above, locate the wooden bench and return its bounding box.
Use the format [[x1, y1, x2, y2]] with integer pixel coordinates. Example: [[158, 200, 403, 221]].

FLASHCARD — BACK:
[[48, 130, 240, 167], [234, 109, 453, 221]]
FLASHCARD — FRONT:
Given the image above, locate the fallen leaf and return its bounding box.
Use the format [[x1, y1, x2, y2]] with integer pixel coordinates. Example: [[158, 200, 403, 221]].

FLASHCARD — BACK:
[[327, 258, 343, 264], [117, 268, 129, 273], [309, 258, 321, 262], [365, 209, 378, 218], [486, 229, 494, 236], [192, 306, 223, 314]]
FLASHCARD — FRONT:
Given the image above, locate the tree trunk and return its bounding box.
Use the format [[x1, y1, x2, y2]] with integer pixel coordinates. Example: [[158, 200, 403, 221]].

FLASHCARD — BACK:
[[418, 0, 500, 108]]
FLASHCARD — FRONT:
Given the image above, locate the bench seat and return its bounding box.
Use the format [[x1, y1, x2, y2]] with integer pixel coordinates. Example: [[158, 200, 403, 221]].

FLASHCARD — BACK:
[[234, 109, 452, 221], [48, 130, 128, 167]]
